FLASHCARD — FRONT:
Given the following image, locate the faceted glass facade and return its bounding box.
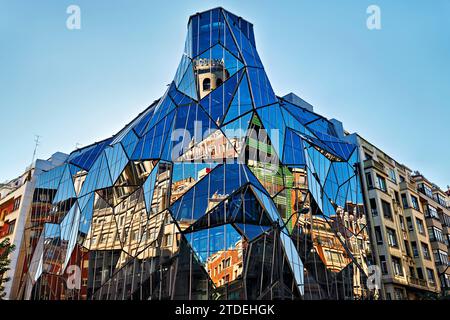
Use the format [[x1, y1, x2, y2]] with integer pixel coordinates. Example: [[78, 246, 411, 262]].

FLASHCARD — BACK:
[[18, 8, 373, 300]]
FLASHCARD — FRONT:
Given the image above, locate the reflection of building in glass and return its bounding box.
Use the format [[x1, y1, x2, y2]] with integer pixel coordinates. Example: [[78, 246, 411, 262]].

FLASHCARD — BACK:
[[206, 239, 244, 287], [13, 8, 379, 300], [194, 58, 230, 99]]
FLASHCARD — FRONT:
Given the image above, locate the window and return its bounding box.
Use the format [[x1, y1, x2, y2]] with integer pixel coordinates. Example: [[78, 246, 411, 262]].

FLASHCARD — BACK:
[[394, 288, 404, 300], [13, 197, 21, 211], [421, 242, 431, 260], [416, 218, 425, 235], [7, 220, 16, 235], [433, 249, 448, 266], [428, 227, 445, 243], [401, 194, 409, 209], [381, 200, 393, 219], [404, 240, 411, 256], [411, 241, 419, 257], [216, 78, 223, 87], [223, 257, 231, 268], [386, 228, 398, 248], [399, 175, 405, 183], [392, 257, 403, 276], [417, 267, 424, 279], [399, 216, 406, 231], [441, 274, 450, 288], [376, 175, 387, 192], [409, 266, 416, 278], [419, 183, 433, 198], [426, 268, 436, 285], [426, 205, 439, 219], [410, 195, 420, 211], [388, 169, 397, 183], [394, 191, 400, 203], [442, 214, 450, 227], [366, 173, 373, 189], [369, 198, 378, 216], [164, 234, 173, 247], [406, 217, 414, 231], [374, 226, 383, 244], [365, 153, 372, 160], [202, 78, 211, 91], [379, 255, 388, 274]]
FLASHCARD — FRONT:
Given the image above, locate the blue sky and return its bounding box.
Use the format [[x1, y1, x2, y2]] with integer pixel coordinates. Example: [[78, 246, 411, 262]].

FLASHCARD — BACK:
[[1, 0, 449, 188]]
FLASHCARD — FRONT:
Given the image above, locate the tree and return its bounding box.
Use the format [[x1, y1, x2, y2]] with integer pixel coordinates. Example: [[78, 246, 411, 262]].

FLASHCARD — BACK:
[[0, 238, 15, 300]]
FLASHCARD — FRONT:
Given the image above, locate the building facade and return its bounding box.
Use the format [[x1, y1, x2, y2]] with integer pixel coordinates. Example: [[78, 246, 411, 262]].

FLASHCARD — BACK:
[[0, 152, 68, 299], [11, 8, 376, 300], [353, 135, 444, 299], [411, 173, 450, 295]]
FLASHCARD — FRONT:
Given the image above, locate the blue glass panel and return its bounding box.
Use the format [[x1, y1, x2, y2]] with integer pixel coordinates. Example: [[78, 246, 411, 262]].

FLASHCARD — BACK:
[[36, 164, 66, 189], [186, 224, 241, 263], [223, 10, 256, 47], [52, 165, 76, 204], [234, 223, 270, 241], [225, 14, 262, 68], [247, 68, 277, 108], [335, 181, 350, 208], [306, 145, 331, 186], [306, 118, 337, 137], [95, 153, 113, 190], [196, 44, 244, 80], [104, 143, 128, 184], [222, 112, 253, 154], [168, 81, 195, 106], [142, 94, 176, 135], [323, 165, 339, 204], [131, 110, 175, 161], [190, 8, 223, 58], [283, 129, 306, 166], [143, 163, 159, 216], [171, 163, 262, 223], [279, 231, 304, 295], [170, 103, 218, 160], [200, 67, 243, 124], [120, 129, 139, 158], [250, 185, 281, 223], [282, 101, 320, 125], [222, 72, 253, 124], [133, 105, 156, 137], [255, 104, 285, 160], [177, 61, 197, 100], [68, 138, 113, 171], [174, 54, 191, 87], [219, 13, 242, 60], [59, 202, 80, 270], [78, 193, 94, 235]]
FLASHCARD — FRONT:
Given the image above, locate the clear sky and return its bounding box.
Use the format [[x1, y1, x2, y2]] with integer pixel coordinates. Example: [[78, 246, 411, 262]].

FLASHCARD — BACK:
[[1, 0, 449, 189]]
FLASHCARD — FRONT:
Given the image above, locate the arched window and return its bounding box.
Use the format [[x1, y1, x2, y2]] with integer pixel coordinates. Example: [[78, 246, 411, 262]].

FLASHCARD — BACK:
[[203, 78, 211, 91], [216, 78, 223, 88]]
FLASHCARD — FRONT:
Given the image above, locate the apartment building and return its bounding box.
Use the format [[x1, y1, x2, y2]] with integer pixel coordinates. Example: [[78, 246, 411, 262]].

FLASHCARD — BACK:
[[412, 173, 450, 295], [354, 135, 440, 299], [0, 152, 68, 299]]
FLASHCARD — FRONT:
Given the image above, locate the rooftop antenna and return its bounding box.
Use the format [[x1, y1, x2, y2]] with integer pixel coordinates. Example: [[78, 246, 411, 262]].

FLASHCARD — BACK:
[[31, 135, 41, 166]]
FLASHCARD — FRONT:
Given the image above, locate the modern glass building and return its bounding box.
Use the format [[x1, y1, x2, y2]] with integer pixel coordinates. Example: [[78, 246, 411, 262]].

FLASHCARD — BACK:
[[15, 8, 375, 300]]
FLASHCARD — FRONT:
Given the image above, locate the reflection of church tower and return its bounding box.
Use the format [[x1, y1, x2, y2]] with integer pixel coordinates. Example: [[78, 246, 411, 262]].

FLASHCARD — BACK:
[[194, 58, 230, 99]]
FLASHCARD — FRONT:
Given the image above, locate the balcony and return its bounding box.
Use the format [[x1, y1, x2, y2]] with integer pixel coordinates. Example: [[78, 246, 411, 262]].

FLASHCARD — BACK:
[[408, 276, 428, 288], [364, 159, 385, 173]]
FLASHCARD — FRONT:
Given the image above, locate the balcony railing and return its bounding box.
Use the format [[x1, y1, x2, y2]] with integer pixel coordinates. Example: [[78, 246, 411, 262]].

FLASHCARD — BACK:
[[408, 276, 428, 288]]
